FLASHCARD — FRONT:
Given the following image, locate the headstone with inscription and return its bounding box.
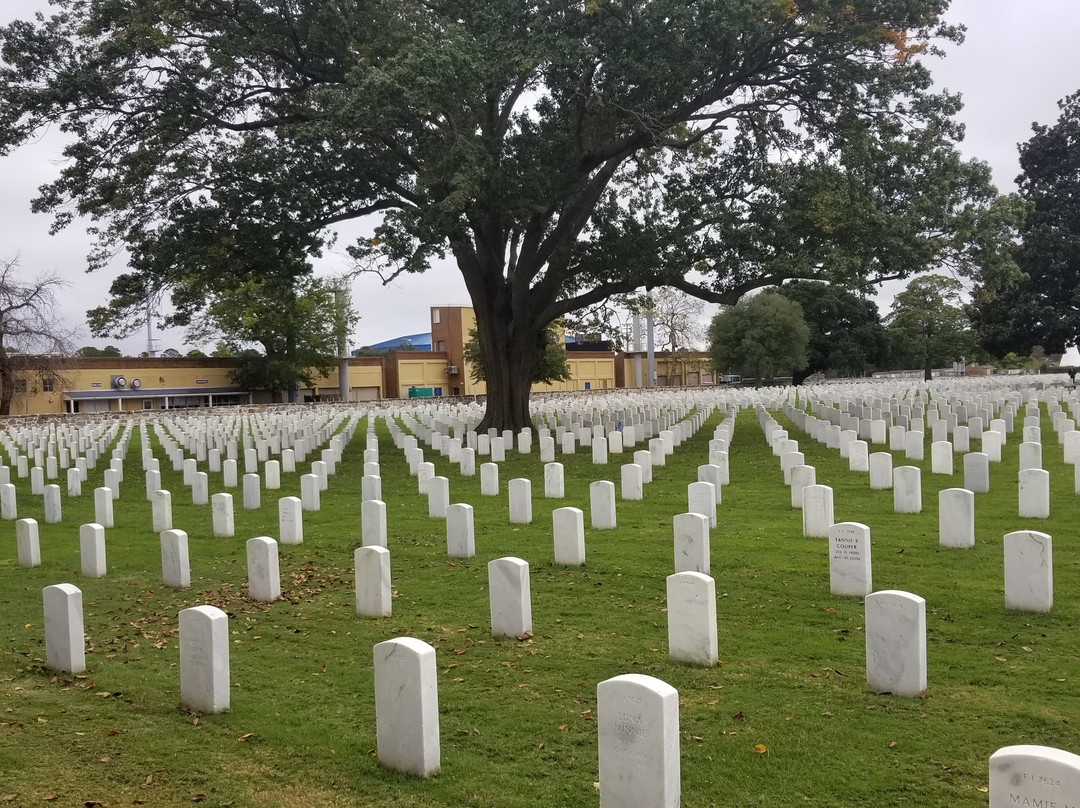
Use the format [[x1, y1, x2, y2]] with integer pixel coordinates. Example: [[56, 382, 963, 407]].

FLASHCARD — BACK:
[[597, 674, 680, 808]]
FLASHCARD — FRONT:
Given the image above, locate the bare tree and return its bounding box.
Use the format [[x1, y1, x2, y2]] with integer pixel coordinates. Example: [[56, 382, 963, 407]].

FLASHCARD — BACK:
[[640, 288, 707, 354], [0, 257, 75, 415]]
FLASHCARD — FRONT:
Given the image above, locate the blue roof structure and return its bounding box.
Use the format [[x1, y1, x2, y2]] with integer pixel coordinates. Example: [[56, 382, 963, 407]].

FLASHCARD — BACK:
[[365, 332, 432, 350]]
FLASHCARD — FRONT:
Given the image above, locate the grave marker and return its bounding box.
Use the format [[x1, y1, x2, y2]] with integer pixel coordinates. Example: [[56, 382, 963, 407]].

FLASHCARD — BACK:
[[828, 522, 872, 597], [179, 605, 230, 713], [355, 545, 392, 617], [597, 674, 680, 808], [666, 571, 718, 666], [373, 637, 440, 777], [43, 583, 85, 674], [865, 590, 926, 698], [488, 557, 532, 638]]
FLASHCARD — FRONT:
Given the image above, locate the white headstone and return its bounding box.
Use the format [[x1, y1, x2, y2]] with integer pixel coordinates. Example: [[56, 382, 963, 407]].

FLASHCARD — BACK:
[[192, 471, 209, 506], [427, 475, 449, 518], [480, 462, 499, 496], [930, 441, 954, 475], [620, 463, 644, 501], [1020, 441, 1043, 471], [459, 447, 476, 476], [223, 458, 238, 488], [43, 583, 85, 674], [79, 523, 106, 578], [161, 529, 191, 588], [552, 507, 585, 565], [93, 486, 114, 528], [246, 536, 280, 602], [15, 516, 40, 567], [848, 441, 869, 473], [300, 473, 320, 511], [67, 467, 82, 498], [673, 512, 710, 575], [446, 503, 475, 558], [865, 590, 926, 698], [361, 498, 388, 548], [989, 745, 1080, 808], [790, 464, 816, 508], [802, 485, 834, 538], [179, 605, 230, 713], [242, 473, 261, 510], [508, 478, 533, 524], [590, 480, 617, 530], [666, 571, 718, 666], [488, 557, 532, 638], [634, 449, 654, 484], [938, 488, 975, 549], [152, 489, 173, 533], [211, 492, 235, 538], [278, 496, 303, 545], [893, 465, 922, 513], [1004, 530, 1053, 612], [1018, 468, 1050, 518], [597, 674, 680, 808], [355, 545, 392, 617], [829, 522, 872, 597], [687, 481, 716, 529], [963, 452, 990, 494], [544, 462, 564, 498], [373, 637, 440, 777]]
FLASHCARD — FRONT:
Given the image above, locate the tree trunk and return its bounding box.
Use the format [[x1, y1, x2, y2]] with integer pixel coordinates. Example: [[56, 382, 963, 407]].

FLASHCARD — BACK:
[[923, 355, 933, 381], [474, 301, 544, 434], [792, 367, 812, 386]]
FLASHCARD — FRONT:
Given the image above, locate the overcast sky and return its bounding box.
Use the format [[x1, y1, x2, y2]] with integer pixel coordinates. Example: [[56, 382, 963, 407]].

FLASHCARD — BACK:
[[1, 0, 1078, 355]]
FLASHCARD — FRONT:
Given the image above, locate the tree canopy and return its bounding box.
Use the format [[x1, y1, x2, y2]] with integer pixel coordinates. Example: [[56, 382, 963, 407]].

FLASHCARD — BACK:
[[0, 0, 1007, 428], [75, 345, 122, 358], [886, 274, 973, 380], [776, 281, 890, 383], [190, 275, 356, 398], [969, 93, 1080, 355], [707, 292, 809, 384]]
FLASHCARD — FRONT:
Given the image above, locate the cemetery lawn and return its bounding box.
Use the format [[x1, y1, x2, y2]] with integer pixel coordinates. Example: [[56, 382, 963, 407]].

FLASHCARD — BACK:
[[3, 401, 1080, 807]]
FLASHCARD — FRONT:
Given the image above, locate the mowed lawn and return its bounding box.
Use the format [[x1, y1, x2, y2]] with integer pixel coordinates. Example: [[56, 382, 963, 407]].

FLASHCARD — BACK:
[[2, 390, 1080, 807]]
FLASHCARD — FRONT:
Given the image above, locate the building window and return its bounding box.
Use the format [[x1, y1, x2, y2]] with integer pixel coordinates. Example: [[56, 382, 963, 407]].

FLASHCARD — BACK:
[[41, 378, 54, 393], [432, 308, 441, 324], [13, 379, 27, 394], [142, 399, 154, 410]]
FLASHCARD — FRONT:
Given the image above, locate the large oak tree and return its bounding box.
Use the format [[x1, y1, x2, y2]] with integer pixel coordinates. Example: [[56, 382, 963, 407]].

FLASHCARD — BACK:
[[1, 0, 1005, 428]]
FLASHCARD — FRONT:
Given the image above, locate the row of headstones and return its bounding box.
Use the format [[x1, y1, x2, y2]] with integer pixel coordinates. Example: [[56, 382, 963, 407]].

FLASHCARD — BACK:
[[4, 419, 124, 470], [38, 582, 1074, 805], [774, 402, 1059, 519], [152, 407, 355, 462], [756, 410, 1057, 612], [147, 411, 358, 486], [797, 382, 1080, 465], [400, 407, 734, 527]]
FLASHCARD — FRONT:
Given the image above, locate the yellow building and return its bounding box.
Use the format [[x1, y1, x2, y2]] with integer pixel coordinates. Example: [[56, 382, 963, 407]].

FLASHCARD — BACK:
[[427, 304, 616, 395], [5, 356, 387, 415], [3, 305, 620, 415], [617, 351, 717, 388]]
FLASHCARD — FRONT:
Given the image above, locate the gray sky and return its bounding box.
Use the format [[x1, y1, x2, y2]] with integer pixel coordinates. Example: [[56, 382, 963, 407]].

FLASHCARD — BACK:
[[1, 0, 1078, 355]]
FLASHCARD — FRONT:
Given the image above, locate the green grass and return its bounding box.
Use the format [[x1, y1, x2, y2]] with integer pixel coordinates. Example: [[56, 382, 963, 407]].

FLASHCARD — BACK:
[[2, 395, 1080, 807]]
